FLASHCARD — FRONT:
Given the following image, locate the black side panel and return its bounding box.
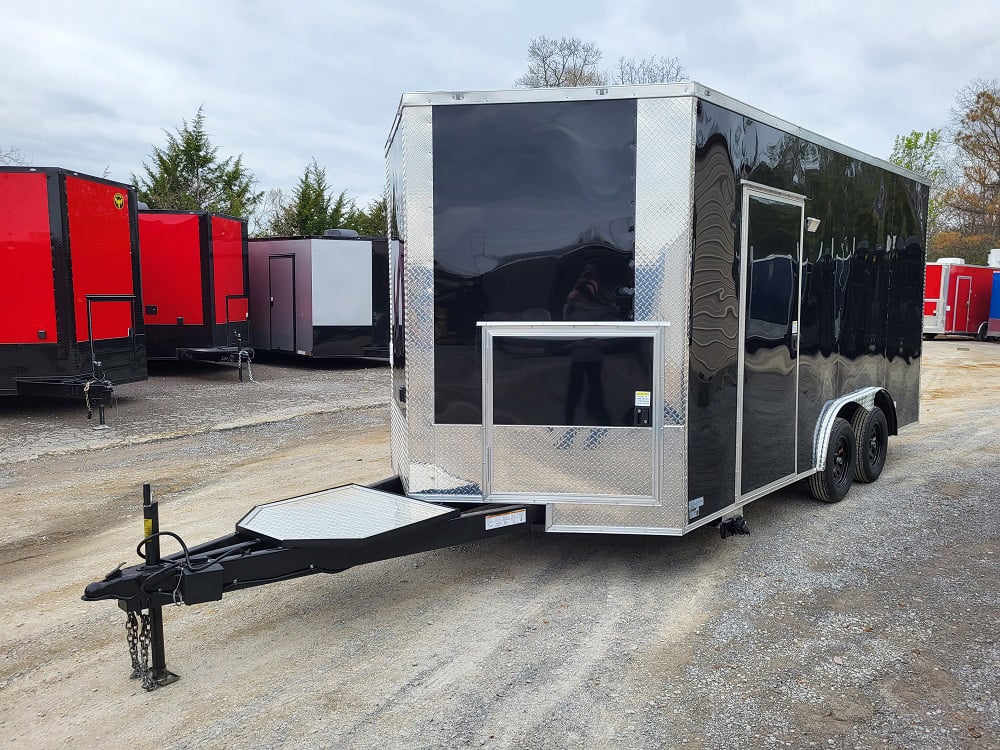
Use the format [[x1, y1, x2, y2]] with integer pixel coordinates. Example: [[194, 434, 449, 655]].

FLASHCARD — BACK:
[[432, 100, 637, 424], [145, 325, 214, 358], [689, 101, 928, 517], [688, 136, 740, 514], [371, 238, 390, 355], [312, 326, 388, 358]]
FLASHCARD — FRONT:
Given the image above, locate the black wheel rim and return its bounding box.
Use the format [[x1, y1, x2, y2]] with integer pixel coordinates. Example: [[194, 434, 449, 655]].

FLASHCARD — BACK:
[[833, 435, 849, 484], [868, 422, 883, 466]]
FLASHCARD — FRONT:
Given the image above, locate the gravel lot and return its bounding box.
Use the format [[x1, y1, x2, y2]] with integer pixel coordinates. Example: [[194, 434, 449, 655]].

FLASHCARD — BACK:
[[0, 341, 997, 749]]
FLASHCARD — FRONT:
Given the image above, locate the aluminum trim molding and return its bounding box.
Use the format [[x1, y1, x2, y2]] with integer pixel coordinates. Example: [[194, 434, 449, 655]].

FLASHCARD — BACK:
[[391, 83, 928, 186]]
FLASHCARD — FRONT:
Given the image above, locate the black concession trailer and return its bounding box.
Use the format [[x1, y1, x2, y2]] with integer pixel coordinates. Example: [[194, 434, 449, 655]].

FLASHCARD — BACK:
[[248, 231, 390, 360], [0, 167, 146, 419], [137, 210, 253, 373], [84, 83, 928, 688]]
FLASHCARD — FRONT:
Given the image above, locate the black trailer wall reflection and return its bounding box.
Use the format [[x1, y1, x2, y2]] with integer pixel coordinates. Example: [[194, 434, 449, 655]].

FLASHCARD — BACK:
[[432, 100, 637, 424], [689, 101, 927, 518]]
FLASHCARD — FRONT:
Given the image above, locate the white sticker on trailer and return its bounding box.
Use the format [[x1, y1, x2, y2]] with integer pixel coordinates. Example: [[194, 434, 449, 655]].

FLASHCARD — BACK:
[[634, 391, 651, 407], [485, 509, 527, 530], [688, 496, 704, 520]]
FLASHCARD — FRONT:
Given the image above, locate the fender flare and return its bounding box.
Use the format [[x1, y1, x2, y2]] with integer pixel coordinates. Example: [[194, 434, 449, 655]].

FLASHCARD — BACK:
[[812, 387, 897, 471]]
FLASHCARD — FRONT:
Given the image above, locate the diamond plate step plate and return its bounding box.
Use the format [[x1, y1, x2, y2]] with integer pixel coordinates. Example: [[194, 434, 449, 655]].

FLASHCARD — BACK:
[[236, 484, 455, 545]]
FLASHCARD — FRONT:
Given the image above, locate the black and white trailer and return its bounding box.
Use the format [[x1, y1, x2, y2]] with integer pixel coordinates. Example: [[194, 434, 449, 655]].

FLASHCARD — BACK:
[[248, 231, 390, 360], [84, 82, 928, 688]]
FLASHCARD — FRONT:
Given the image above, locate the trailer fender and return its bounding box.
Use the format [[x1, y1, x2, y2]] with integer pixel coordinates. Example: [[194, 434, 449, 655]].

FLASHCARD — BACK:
[[812, 387, 897, 471]]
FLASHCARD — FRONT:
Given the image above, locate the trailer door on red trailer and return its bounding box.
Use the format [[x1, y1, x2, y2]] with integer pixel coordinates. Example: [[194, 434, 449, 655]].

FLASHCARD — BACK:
[[65, 176, 134, 341], [0, 172, 58, 344], [210, 216, 247, 324], [953, 275, 973, 332], [138, 213, 204, 326]]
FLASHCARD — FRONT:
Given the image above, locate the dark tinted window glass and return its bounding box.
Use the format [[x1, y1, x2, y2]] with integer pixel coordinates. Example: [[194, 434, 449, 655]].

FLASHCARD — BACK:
[[492, 335, 653, 427]]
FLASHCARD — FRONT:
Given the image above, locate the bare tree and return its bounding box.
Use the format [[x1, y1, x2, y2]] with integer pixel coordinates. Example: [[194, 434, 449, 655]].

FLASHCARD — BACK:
[[514, 36, 606, 88], [0, 146, 28, 166], [609, 55, 686, 85], [942, 78, 1000, 238]]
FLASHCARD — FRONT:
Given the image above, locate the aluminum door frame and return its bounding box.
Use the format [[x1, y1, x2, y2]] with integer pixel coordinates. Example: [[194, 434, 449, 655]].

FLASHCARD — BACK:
[[268, 254, 296, 352], [953, 275, 973, 333], [735, 182, 807, 504], [481, 321, 665, 506]]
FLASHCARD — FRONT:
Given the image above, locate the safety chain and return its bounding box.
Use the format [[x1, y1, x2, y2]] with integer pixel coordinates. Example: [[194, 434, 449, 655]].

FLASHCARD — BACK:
[[83, 380, 93, 419], [126, 611, 141, 678], [238, 349, 257, 384], [125, 611, 158, 691]]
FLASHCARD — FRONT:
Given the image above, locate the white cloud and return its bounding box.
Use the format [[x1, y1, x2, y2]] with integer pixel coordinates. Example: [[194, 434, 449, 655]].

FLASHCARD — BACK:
[[1, 0, 997, 205]]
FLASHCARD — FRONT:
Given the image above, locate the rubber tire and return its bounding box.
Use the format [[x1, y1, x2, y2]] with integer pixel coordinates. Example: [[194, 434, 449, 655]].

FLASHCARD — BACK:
[[923, 333, 937, 340], [809, 417, 856, 503], [978, 322, 989, 342], [851, 407, 888, 483]]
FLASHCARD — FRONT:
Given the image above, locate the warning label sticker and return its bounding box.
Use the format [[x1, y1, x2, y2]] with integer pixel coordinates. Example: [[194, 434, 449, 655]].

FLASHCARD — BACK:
[[113, 192, 125, 210], [485, 509, 527, 531], [688, 496, 704, 520], [634, 391, 651, 407]]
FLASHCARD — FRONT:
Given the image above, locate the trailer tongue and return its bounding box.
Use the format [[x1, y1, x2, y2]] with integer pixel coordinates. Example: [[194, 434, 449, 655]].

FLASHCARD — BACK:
[[82, 480, 541, 689]]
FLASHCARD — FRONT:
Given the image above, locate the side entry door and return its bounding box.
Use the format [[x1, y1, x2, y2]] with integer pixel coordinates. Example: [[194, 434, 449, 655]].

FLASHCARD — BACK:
[[954, 276, 972, 332], [737, 185, 805, 498], [268, 255, 295, 352]]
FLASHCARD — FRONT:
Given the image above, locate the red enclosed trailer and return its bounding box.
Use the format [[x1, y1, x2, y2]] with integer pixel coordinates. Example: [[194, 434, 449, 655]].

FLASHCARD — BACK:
[[137, 211, 251, 369], [922, 260, 995, 340], [0, 167, 146, 415]]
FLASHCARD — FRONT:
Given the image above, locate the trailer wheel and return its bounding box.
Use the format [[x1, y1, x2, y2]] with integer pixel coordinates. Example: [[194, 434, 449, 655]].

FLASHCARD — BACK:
[[923, 333, 937, 340], [850, 407, 888, 483], [978, 322, 989, 342], [809, 417, 856, 503]]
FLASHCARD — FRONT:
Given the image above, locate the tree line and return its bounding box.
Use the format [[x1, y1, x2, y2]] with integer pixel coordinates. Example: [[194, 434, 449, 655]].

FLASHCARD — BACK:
[[890, 79, 1000, 265], [4, 37, 683, 238], [126, 37, 683, 238]]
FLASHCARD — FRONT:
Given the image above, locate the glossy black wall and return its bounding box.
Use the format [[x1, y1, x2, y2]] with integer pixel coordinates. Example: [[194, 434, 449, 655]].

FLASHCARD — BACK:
[[689, 100, 928, 517], [431, 100, 637, 424]]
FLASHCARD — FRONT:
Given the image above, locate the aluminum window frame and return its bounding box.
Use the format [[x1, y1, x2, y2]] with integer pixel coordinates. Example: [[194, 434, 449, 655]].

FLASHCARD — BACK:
[[480, 321, 665, 506]]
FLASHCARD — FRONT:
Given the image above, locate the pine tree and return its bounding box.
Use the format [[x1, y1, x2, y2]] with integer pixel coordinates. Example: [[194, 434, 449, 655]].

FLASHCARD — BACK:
[[133, 106, 262, 217]]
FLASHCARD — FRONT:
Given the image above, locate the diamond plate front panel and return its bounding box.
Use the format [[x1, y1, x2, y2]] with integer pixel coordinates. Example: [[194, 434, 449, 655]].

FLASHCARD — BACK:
[[491, 426, 654, 498], [400, 106, 436, 482], [237, 485, 452, 542], [550, 96, 695, 531], [425, 424, 483, 496], [545, 425, 687, 531], [390, 399, 408, 486]]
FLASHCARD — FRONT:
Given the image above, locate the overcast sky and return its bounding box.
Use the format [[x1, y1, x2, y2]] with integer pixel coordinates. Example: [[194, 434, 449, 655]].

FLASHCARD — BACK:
[[2, 1, 997, 206]]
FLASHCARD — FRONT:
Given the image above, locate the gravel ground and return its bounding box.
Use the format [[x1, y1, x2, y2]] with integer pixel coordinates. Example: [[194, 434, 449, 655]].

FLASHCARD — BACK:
[[0, 341, 997, 749]]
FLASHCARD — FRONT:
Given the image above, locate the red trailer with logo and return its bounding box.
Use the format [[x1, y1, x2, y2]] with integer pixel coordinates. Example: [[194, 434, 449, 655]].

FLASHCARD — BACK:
[[922, 260, 996, 340], [137, 210, 251, 372], [0, 167, 146, 418]]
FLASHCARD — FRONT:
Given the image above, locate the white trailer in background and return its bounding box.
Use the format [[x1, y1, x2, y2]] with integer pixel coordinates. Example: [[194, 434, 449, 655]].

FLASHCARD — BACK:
[[248, 232, 389, 359]]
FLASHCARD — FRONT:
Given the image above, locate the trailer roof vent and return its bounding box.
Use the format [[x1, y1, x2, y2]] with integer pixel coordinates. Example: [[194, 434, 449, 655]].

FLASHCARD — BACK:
[[323, 228, 359, 238], [137, 201, 150, 210], [936, 257, 965, 265]]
